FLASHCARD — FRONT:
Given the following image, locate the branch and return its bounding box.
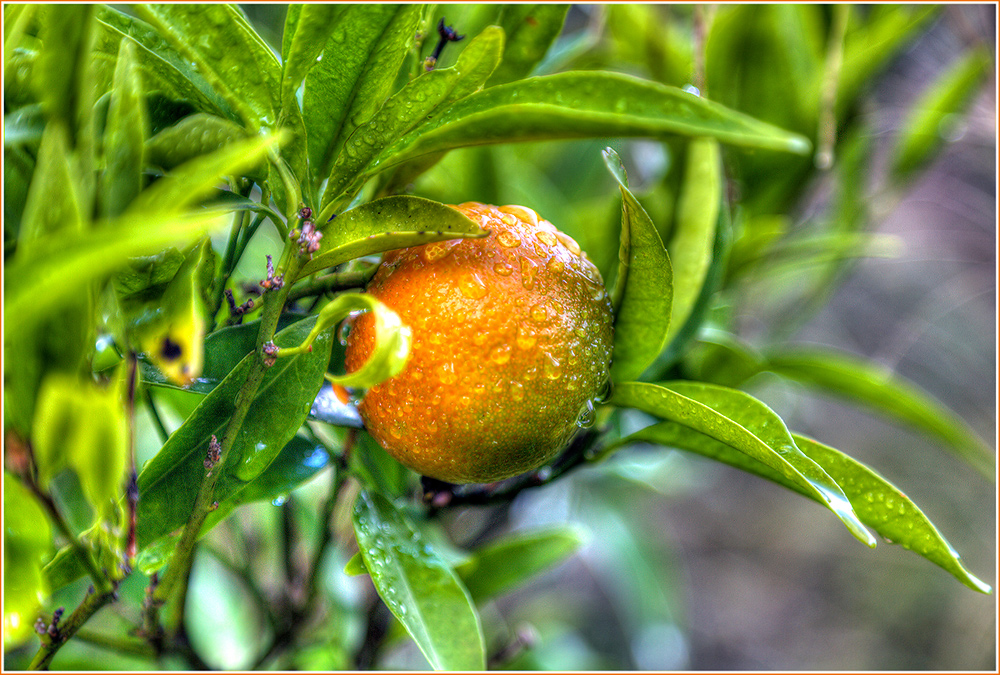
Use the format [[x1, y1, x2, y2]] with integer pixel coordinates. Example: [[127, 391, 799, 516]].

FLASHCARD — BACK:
[[29, 586, 117, 670]]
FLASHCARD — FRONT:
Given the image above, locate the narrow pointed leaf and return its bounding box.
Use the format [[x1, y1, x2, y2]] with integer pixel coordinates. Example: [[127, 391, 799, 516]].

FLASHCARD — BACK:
[[603, 148, 673, 383], [100, 39, 146, 218], [608, 381, 875, 546], [136, 315, 334, 547], [487, 5, 569, 86], [764, 347, 995, 479], [298, 196, 487, 279], [279, 4, 340, 109], [353, 491, 486, 671]]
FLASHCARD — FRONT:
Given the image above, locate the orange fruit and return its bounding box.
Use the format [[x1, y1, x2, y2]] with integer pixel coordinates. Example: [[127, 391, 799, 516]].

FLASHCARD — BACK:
[[344, 202, 614, 484]]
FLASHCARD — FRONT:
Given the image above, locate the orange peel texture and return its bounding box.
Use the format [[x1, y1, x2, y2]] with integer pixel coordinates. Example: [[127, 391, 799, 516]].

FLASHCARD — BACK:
[[344, 202, 614, 484]]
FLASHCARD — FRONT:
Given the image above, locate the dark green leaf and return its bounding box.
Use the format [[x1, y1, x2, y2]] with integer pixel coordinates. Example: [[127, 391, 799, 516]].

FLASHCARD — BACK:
[[353, 491, 485, 670], [320, 26, 505, 213], [890, 47, 991, 181], [608, 381, 875, 546], [350, 432, 411, 499], [136, 315, 334, 547], [298, 196, 487, 279], [764, 347, 995, 479], [303, 5, 423, 185], [455, 526, 584, 601], [602, 148, 673, 383], [132, 5, 280, 129], [100, 39, 147, 218], [487, 5, 569, 86], [213, 435, 331, 510], [374, 71, 812, 182]]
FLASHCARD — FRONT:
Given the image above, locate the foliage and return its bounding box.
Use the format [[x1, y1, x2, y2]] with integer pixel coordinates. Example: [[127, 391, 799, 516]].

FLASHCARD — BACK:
[[2, 4, 993, 670]]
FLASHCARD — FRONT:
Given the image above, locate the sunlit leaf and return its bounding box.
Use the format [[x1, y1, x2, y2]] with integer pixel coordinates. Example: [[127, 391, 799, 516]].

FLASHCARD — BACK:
[[3, 472, 52, 648]]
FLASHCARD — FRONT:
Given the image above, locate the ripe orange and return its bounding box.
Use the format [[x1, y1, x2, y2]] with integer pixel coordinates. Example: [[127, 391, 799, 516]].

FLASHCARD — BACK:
[[344, 202, 614, 484]]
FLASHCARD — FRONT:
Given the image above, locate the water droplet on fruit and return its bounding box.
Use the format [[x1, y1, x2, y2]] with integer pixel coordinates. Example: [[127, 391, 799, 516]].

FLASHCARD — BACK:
[[510, 381, 525, 401], [576, 400, 596, 428], [492, 379, 505, 394], [438, 363, 457, 385], [501, 205, 538, 226], [422, 240, 457, 262], [515, 325, 536, 349], [520, 258, 538, 289], [555, 231, 582, 255], [500, 213, 517, 227], [473, 383, 486, 395], [458, 272, 488, 299], [547, 258, 565, 273], [489, 344, 512, 365], [493, 262, 513, 276], [473, 332, 487, 346], [529, 303, 549, 323], [497, 231, 520, 248], [543, 354, 562, 380], [535, 230, 557, 247]]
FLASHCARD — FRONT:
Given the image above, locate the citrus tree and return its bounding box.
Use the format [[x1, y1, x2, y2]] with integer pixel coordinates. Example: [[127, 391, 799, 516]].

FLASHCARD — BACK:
[[3, 4, 994, 670]]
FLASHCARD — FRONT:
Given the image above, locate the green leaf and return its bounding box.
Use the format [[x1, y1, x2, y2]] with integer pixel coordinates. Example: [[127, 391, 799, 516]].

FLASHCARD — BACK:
[[136, 315, 334, 548], [4, 472, 52, 647], [487, 5, 569, 86], [100, 38, 147, 218], [608, 381, 875, 546], [31, 373, 127, 510], [278, 4, 340, 110], [128, 132, 283, 217], [33, 5, 95, 134], [764, 347, 995, 479], [350, 432, 411, 499], [320, 25, 505, 212], [303, 5, 423, 185], [144, 113, 255, 175], [353, 491, 485, 670], [132, 5, 280, 129], [17, 121, 83, 255], [282, 292, 411, 389], [890, 47, 991, 181], [664, 138, 721, 345], [94, 7, 233, 119], [3, 103, 45, 146], [228, 435, 331, 508], [455, 526, 584, 602], [298, 196, 487, 279], [344, 551, 367, 577], [5, 209, 225, 334], [603, 148, 673, 383], [373, 71, 812, 181]]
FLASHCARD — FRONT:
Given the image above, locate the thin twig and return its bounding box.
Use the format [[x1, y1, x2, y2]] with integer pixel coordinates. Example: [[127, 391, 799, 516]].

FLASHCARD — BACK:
[[29, 587, 117, 669], [286, 266, 378, 302]]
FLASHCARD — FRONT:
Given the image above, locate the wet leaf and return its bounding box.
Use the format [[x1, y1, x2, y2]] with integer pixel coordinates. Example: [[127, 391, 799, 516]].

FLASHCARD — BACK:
[[303, 5, 423, 185], [608, 381, 875, 546], [136, 315, 334, 548], [487, 5, 569, 86], [603, 148, 673, 383], [144, 113, 254, 175], [298, 196, 487, 279], [279, 4, 340, 110], [764, 347, 995, 479], [100, 39, 146, 218], [353, 490, 485, 670], [455, 526, 584, 602]]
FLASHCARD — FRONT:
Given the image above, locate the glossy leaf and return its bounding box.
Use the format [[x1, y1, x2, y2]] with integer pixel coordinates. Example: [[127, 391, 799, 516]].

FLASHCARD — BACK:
[[279, 4, 340, 110], [4, 472, 51, 647], [603, 148, 673, 383], [94, 7, 232, 119], [353, 491, 486, 671], [283, 292, 411, 389], [608, 381, 875, 546], [664, 138, 721, 345], [350, 432, 411, 499], [487, 5, 569, 86], [144, 113, 254, 175], [31, 373, 127, 510], [136, 315, 334, 548], [890, 47, 991, 181], [133, 5, 280, 129], [374, 71, 812, 180], [321, 26, 505, 212], [298, 196, 487, 279], [303, 5, 423, 184], [764, 347, 995, 479], [100, 39, 146, 218], [455, 526, 584, 602]]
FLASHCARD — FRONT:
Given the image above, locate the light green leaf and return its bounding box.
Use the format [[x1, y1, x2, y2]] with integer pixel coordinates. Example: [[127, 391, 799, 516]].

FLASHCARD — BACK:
[[353, 491, 485, 671], [136, 315, 334, 548], [665, 138, 720, 345], [132, 5, 280, 129], [282, 293, 410, 389], [603, 148, 673, 383], [764, 346, 995, 479], [279, 4, 340, 110], [890, 47, 991, 181], [17, 121, 83, 255], [608, 381, 875, 546], [100, 38, 147, 218], [488, 5, 569, 86], [455, 526, 585, 602], [298, 196, 487, 279], [4, 472, 52, 647], [303, 5, 423, 184], [144, 113, 253, 174]]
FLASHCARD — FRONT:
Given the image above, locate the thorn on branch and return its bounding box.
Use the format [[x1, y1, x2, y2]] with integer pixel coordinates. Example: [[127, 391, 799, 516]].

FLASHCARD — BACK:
[[424, 18, 465, 71]]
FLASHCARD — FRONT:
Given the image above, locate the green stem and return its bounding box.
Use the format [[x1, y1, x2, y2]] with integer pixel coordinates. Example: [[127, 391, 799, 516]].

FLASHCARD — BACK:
[[211, 207, 250, 330], [29, 483, 108, 592], [286, 267, 378, 303], [151, 248, 306, 633], [74, 629, 157, 659], [29, 587, 117, 670], [816, 4, 850, 170], [143, 389, 171, 444]]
